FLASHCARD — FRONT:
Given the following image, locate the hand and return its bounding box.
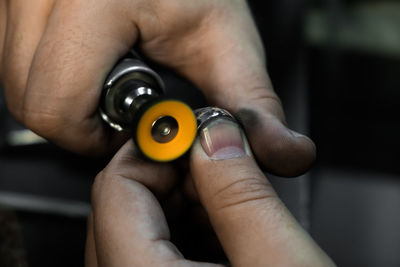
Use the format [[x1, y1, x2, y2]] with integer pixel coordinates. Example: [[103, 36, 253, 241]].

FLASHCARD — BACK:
[[86, 119, 334, 266], [0, 0, 315, 176]]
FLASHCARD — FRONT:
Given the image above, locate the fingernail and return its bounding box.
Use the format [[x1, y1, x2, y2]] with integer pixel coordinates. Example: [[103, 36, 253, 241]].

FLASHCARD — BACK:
[[289, 129, 313, 142], [289, 129, 306, 138], [199, 118, 249, 160]]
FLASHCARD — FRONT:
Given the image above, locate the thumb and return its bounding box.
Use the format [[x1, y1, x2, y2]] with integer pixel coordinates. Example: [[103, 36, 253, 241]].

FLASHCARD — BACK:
[[181, 1, 315, 177], [190, 117, 334, 267]]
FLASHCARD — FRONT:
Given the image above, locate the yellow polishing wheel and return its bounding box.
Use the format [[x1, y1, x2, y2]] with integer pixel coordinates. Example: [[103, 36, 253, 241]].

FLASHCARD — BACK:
[[134, 99, 197, 162]]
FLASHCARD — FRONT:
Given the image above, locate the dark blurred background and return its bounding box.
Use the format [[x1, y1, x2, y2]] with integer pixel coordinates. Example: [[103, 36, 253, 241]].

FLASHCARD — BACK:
[[1, 0, 400, 266]]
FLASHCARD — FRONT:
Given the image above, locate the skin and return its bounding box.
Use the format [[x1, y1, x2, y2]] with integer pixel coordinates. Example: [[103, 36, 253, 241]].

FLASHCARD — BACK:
[[0, 0, 315, 177], [87, 130, 335, 266]]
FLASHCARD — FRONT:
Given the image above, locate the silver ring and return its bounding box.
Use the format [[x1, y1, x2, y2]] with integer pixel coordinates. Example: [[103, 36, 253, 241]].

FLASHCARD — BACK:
[[194, 107, 236, 131]]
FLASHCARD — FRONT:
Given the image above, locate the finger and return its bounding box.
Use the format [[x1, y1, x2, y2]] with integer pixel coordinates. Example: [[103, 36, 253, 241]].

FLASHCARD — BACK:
[[139, 0, 315, 176], [1, 0, 55, 119], [194, 3, 316, 177], [91, 142, 224, 267], [22, 0, 135, 154], [198, 2, 316, 177], [103, 140, 177, 197], [85, 213, 98, 267], [190, 118, 335, 266]]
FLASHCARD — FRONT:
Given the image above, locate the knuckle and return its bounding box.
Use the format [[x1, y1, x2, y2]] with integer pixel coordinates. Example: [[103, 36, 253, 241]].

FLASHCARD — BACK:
[[211, 176, 276, 211], [2, 85, 25, 122], [21, 105, 64, 138], [1, 62, 33, 123], [3, 94, 23, 122], [1, 69, 29, 122]]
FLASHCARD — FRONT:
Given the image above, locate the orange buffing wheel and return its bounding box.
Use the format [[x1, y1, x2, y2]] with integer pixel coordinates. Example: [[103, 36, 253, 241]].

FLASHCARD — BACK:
[[133, 99, 197, 162]]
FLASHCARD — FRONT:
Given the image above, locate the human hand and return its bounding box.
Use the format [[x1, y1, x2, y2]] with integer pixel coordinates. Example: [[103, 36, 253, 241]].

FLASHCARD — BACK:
[[86, 119, 334, 266], [0, 0, 315, 176]]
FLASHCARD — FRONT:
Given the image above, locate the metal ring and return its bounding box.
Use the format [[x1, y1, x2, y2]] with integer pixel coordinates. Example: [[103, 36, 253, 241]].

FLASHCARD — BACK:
[[194, 107, 236, 131]]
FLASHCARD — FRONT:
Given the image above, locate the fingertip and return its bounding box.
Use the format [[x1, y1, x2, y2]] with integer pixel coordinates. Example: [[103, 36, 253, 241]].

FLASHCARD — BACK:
[[101, 139, 178, 198], [189, 118, 273, 212], [236, 108, 316, 177], [285, 136, 316, 177], [264, 126, 316, 177]]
